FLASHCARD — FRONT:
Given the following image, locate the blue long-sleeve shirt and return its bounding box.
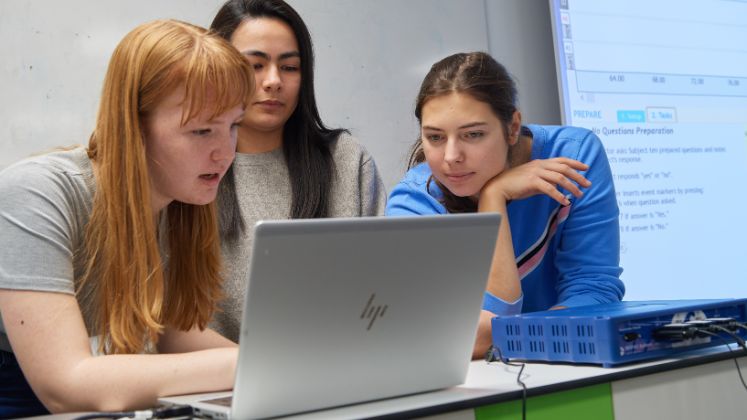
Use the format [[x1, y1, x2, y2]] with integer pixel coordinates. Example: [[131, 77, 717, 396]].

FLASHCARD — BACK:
[[386, 124, 624, 315]]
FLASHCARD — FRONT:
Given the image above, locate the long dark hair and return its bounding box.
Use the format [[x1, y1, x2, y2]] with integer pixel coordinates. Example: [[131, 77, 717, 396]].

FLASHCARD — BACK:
[[211, 0, 345, 235], [409, 52, 525, 213]]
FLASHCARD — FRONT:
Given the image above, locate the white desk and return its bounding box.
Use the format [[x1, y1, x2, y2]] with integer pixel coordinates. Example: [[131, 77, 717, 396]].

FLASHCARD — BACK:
[[32, 345, 747, 420], [280, 345, 747, 420]]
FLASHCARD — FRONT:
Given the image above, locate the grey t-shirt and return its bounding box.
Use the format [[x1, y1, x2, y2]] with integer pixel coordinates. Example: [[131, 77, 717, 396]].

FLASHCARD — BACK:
[[0, 147, 96, 353], [211, 134, 387, 341]]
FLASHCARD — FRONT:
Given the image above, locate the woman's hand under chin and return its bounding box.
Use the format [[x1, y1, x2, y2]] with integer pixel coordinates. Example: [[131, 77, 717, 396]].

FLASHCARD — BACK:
[[479, 157, 591, 207]]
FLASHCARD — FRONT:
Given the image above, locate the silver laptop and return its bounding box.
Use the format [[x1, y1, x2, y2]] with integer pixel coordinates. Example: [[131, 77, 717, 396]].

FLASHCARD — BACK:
[[160, 213, 501, 419]]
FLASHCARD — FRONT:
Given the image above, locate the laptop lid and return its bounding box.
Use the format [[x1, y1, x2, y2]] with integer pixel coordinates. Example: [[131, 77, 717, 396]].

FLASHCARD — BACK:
[[160, 213, 501, 418], [228, 213, 501, 419]]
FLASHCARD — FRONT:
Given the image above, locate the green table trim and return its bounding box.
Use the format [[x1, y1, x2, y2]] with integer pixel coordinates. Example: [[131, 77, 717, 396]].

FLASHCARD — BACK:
[[475, 383, 614, 420]]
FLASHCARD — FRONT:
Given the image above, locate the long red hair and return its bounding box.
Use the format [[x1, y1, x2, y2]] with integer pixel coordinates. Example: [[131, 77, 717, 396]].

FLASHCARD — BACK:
[[82, 19, 253, 354]]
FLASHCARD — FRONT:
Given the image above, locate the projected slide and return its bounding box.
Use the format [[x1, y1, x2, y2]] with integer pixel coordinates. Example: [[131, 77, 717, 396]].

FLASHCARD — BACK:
[[550, 0, 747, 300]]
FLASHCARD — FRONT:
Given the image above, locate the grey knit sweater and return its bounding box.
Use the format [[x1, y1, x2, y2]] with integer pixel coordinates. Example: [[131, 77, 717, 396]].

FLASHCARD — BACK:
[[211, 134, 387, 341]]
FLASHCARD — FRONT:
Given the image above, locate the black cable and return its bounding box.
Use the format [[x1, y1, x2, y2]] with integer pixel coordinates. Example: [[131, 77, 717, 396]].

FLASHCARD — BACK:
[[697, 329, 747, 392], [486, 345, 527, 420], [70, 404, 193, 420], [733, 321, 747, 335], [71, 412, 133, 420], [710, 324, 747, 350]]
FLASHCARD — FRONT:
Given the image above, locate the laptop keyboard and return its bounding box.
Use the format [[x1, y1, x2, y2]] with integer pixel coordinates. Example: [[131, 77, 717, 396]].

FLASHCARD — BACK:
[[201, 396, 233, 407]]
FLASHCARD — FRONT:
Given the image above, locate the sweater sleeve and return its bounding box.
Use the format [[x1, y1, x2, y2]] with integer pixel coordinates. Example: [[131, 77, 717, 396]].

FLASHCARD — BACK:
[[554, 131, 625, 307], [359, 154, 387, 216]]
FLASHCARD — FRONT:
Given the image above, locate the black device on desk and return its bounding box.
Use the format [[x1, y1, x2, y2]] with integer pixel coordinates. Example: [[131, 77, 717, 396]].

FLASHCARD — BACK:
[[492, 299, 747, 367]]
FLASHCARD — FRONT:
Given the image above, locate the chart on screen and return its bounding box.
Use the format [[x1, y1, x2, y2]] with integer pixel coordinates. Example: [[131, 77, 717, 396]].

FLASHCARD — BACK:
[[550, 0, 747, 299]]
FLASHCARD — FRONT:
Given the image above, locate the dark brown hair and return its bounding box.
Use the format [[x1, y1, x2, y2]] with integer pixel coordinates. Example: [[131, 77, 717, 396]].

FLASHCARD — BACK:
[[409, 52, 521, 213], [211, 0, 346, 238]]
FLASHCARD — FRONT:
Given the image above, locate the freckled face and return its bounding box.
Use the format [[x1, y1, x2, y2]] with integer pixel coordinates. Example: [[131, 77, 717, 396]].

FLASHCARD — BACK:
[[420, 92, 512, 198], [230, 17, 301, 136], [142, 87, 243, 212]]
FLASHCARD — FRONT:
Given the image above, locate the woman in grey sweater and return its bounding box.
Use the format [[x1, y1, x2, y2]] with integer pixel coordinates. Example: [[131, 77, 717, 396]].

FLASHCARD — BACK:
[[210, 0, 387, 341]]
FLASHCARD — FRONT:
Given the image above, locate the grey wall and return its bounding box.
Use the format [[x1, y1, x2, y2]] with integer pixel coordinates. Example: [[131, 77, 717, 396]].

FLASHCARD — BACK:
[[0, 0, 225, 166], [289, 0, 488, 187], [486, 0, 561, 127], [0, 0, 559, 190]]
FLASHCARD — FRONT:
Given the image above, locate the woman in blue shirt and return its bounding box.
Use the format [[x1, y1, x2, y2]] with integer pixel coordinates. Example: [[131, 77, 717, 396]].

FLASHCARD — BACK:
[[386, 52, 624, 358]]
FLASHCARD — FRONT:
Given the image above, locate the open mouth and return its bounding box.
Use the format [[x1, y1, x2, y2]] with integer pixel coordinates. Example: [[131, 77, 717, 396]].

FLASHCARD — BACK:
[[199, 173, 219, 181]]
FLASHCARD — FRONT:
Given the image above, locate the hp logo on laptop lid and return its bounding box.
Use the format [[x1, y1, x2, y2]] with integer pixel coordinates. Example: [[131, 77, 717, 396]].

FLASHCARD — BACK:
[[361, 293, 388, 330]]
